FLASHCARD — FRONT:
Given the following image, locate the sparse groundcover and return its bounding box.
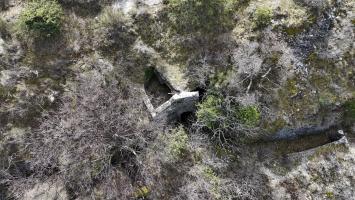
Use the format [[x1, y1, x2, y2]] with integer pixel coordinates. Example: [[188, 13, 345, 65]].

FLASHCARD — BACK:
[[0, 86, 14, 102], [19, 0, 63, 37], [167, 0, 236, 35], [0, 18, 8, 37], [343, 99, 355, 125], [94, 7, 136, 55]]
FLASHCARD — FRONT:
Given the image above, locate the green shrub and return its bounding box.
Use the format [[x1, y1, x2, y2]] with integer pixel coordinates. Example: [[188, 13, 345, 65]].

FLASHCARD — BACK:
[[167, 0, 235, 35], [201, 165, 221, 198], [196, 95, 223, 129], [196, 93, 261, 144], [168, 126, 189, 158], [236, 105, 261, 127], [19, 0, 63, 37], [253, 7, 273, 28], [197, 94, 260, 128]]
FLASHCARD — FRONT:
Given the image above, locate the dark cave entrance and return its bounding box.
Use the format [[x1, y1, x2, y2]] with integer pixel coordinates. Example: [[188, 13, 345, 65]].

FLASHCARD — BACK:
[[193, 87, 206, 101], [179, 111, 196, 127], [144, 68, 173, 108]]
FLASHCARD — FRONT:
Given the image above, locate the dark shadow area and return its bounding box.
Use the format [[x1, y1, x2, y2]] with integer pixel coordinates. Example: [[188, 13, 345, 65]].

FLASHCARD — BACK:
[[179, 112, 196, 128], [144, 69, 172, 108]]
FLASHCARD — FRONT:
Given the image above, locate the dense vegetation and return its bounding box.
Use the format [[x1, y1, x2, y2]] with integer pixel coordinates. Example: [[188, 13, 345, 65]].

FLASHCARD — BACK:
[[0, 0, 354, 199]]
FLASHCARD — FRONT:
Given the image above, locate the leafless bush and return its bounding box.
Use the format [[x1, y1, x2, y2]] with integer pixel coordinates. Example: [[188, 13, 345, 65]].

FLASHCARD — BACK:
[[8, 73, 155, 198]]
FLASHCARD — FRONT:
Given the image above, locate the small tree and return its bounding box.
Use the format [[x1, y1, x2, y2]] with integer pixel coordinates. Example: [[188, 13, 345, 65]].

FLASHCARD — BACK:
[[19, 0, 63, 37]]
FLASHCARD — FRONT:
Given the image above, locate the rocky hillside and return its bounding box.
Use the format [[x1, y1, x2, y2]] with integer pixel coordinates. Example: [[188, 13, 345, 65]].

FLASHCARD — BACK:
[[0, 0, 354, 199]]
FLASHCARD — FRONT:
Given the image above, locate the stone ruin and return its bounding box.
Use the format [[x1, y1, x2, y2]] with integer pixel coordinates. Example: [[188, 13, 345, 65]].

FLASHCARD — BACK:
[[143, 68, 199, 122]]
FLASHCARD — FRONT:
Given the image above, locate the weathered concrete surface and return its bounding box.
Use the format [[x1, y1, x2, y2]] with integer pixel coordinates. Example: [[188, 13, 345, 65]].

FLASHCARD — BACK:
[[144, 91, 199, 122]]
